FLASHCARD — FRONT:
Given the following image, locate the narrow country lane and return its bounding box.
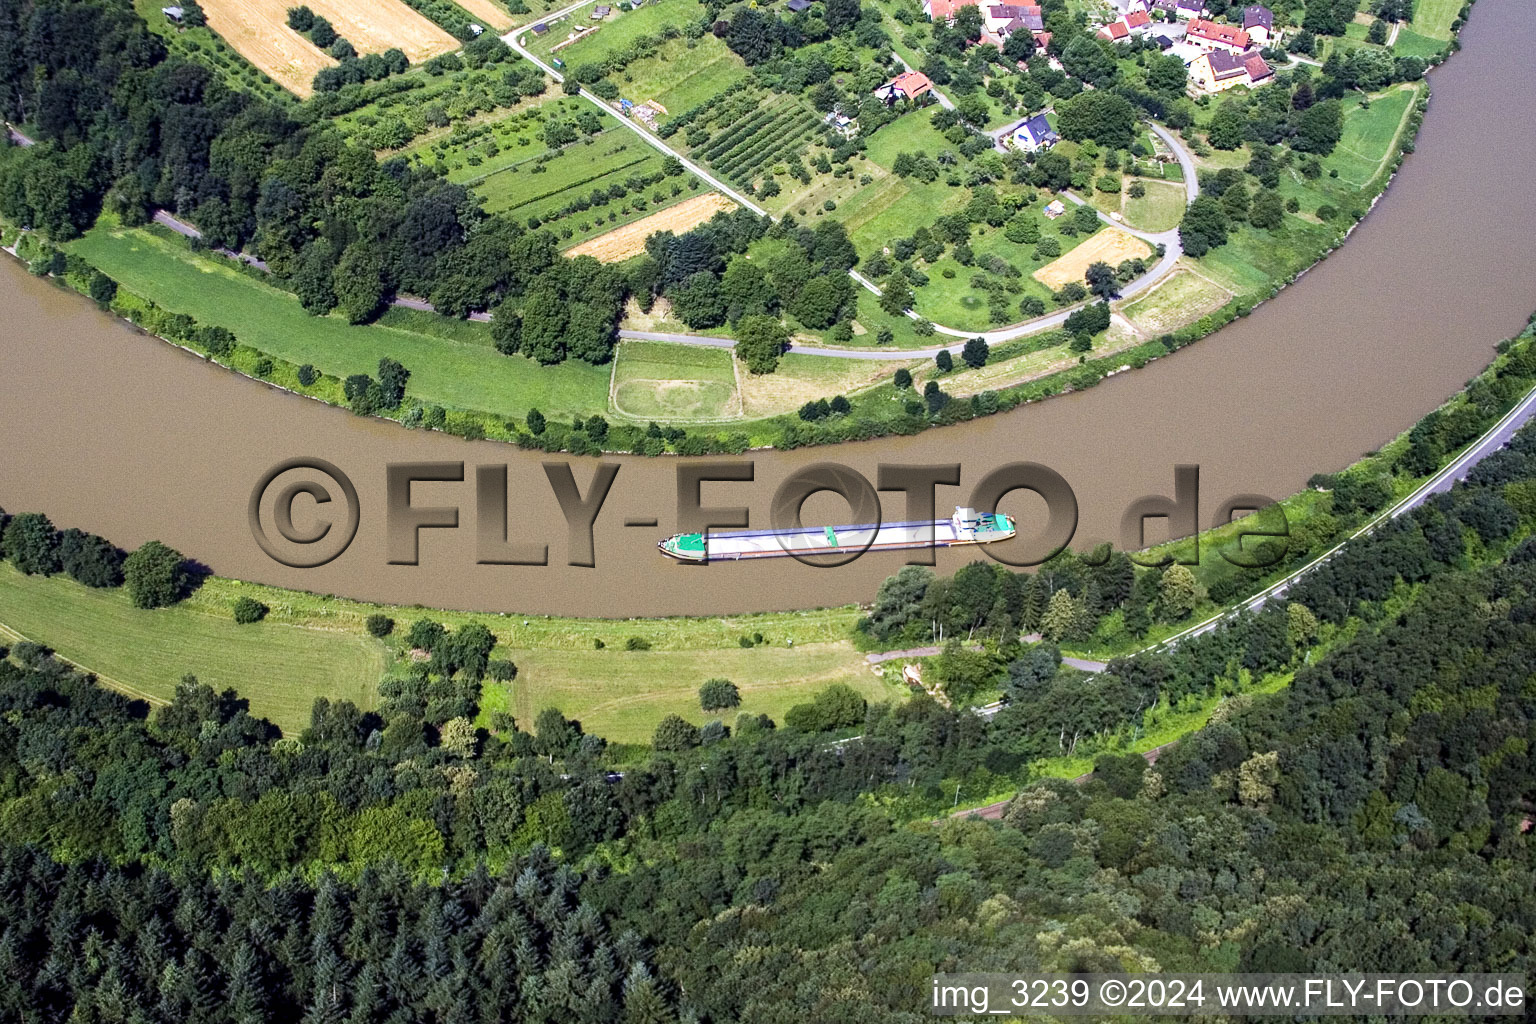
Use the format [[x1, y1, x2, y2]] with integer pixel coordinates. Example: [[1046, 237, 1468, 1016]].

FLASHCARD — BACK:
[[502, 6, 1201, 354]]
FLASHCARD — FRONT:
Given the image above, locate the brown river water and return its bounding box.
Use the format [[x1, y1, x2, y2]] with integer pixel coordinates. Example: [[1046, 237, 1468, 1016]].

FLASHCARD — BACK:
[[3, 0, 1535, 618]]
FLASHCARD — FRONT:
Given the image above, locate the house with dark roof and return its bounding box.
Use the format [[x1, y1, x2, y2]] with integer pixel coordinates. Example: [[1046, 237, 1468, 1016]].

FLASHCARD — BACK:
[[1011, 112, 1058, 152], [1241, 3, 1274, 42], [787, 0, 813, 10], [1153, 32, 1174, 48], [984, 2, 1043, 35], [1153, 0, 1203, 18], [1189, 47, 1273, 92], [591, 4, 611, 17]]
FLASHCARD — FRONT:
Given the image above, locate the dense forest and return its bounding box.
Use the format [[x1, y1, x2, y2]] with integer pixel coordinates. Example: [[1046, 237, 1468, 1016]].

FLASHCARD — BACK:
[[4, 408, 1535, 1018], [0, 0, 631, 363]]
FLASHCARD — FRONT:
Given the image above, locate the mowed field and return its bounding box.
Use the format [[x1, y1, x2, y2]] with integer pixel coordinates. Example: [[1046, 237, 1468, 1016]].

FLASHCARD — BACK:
[[68, 221, 613, 419], [1122, 179, 1187, 232], [1326, 86, 1417, 188], [1122, 266, 1234, 334], [497, 643, 902, 745], [568, 193, 735, 262], [1412, 0, 1461, 38], [201, 0, 334, 96], [610, 340, 740, 420], [1033, 227, 1154, 289], [0, 564, 387, 736], [302, 0, 460, 62]]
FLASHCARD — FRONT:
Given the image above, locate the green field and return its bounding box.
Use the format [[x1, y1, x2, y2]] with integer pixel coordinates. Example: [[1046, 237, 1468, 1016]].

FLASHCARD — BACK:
[[1122, 179, 1187, 232], [67, 221, 613, 419], [0, 555, 884, 743], [533, 1, 692, 65], [1392, 27, 1447, 58], [1411, 0, 1461, 38], [496, 643, 903, 744], [0, 564, 386, 735], [1326, 86, 1417, 189], [611, 340, 739, 420]]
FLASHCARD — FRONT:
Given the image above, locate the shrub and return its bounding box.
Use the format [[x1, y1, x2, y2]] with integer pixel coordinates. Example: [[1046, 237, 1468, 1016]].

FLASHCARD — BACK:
[[297, 364, 318, 387], [232, 597, 269, 624], [487, 660, 518, 682], [699, 678, 741, 711], [625, 636, 652, 651], [365, 614, 394, 637]]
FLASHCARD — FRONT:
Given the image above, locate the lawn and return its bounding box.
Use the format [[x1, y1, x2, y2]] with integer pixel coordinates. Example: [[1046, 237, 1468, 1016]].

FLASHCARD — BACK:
[[1411, 0, 1461, 38], [1324, 85, 1417, 189], [736, 352, 899, 419], [0, 564, 387, 736], [610, 340, 740, 421], [1392, 27, 1447, 58], [495, 642, 903, 744], [535, 1, 691, 66], [67, 221, 613, 419], [1122, 178, 1187, 232]]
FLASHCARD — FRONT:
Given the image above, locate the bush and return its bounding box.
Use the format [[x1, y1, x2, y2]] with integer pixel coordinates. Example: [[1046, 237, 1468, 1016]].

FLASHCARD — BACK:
[[365, 614, 395, 637], [232, 596, 269, 624], [297, 364, 318, 387], [123, 540, 189, 608], [625, 636, 652, 651], [487, 660, 518, 682], [699, 678, 741, 711], [652, 714, 698, 751]]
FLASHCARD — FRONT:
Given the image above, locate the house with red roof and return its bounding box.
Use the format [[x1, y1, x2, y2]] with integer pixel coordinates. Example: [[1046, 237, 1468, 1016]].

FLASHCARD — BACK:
[[874, 70, 934, 104], [1186, 17, 1251, 51], [923, 0, 980, 22], [1125, 9, 1152, 31], [1096, 18, 1130, 39]]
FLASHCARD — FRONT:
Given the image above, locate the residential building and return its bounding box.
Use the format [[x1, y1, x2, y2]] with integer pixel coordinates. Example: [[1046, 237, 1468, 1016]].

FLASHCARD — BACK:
[[1125, 9, 1153, 32], [1241, 3, 1274, 43], [983, 2, 1044, 36], [875, 70, 934, 104], [1097, 19, 1130, 40], [1152, 0, 1204, 19], [1186, 17, 1251, 51], [1011, 112, 1059, 152], [1188, 47, 1272, 92], [923, 0, 980, 21]]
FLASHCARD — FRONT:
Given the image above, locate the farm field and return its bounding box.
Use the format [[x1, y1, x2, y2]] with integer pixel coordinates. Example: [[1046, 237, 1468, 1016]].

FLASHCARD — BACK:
[[1122, 266, 1234, 335], [301, 0, 460, 63], [620, 35, 747, 114], [1122, 179, 1186, 232], [452, 0, 516, 31], [736, 353, 900, 419], [0, 564, 387, 737], [133, 0, 297, 103], [1034, 228, 1153, 289], [686, 91, 825, 189], [200, 0, 334, 96], [610, 340, 740, 421], [67, 221, 613, 419], [496, 642, 902, 745], [568, 192, 735, 261]]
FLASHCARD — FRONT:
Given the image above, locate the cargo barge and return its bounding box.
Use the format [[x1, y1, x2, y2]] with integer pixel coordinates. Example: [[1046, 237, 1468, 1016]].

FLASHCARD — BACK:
[[658, 507, 1016, 561]]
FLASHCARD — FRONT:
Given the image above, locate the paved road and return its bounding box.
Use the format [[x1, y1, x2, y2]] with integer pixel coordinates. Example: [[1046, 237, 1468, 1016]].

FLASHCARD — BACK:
[[151, 210, 270, 270], [1143, 379, 1536, 654]]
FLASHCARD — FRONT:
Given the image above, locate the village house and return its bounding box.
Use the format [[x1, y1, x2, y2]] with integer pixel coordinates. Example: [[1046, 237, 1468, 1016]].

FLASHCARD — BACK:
[[1241, 3, 1274, 43], [1188, 48, 1273, 92], [1152, 0, 1204, 19], [983, 2, 1044, 37], [1011, 111, 1059, 152], [1125, 9, 1153, 32], [923, 0, 978, 21], [875, 70, 934, 104], [1186, 17, 1251, 51], [1097, 19, 1130, 40]]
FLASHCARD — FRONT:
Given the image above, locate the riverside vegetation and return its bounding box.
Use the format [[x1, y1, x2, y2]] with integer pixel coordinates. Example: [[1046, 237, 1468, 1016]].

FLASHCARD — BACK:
[[0, 0, 1456, 451]]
